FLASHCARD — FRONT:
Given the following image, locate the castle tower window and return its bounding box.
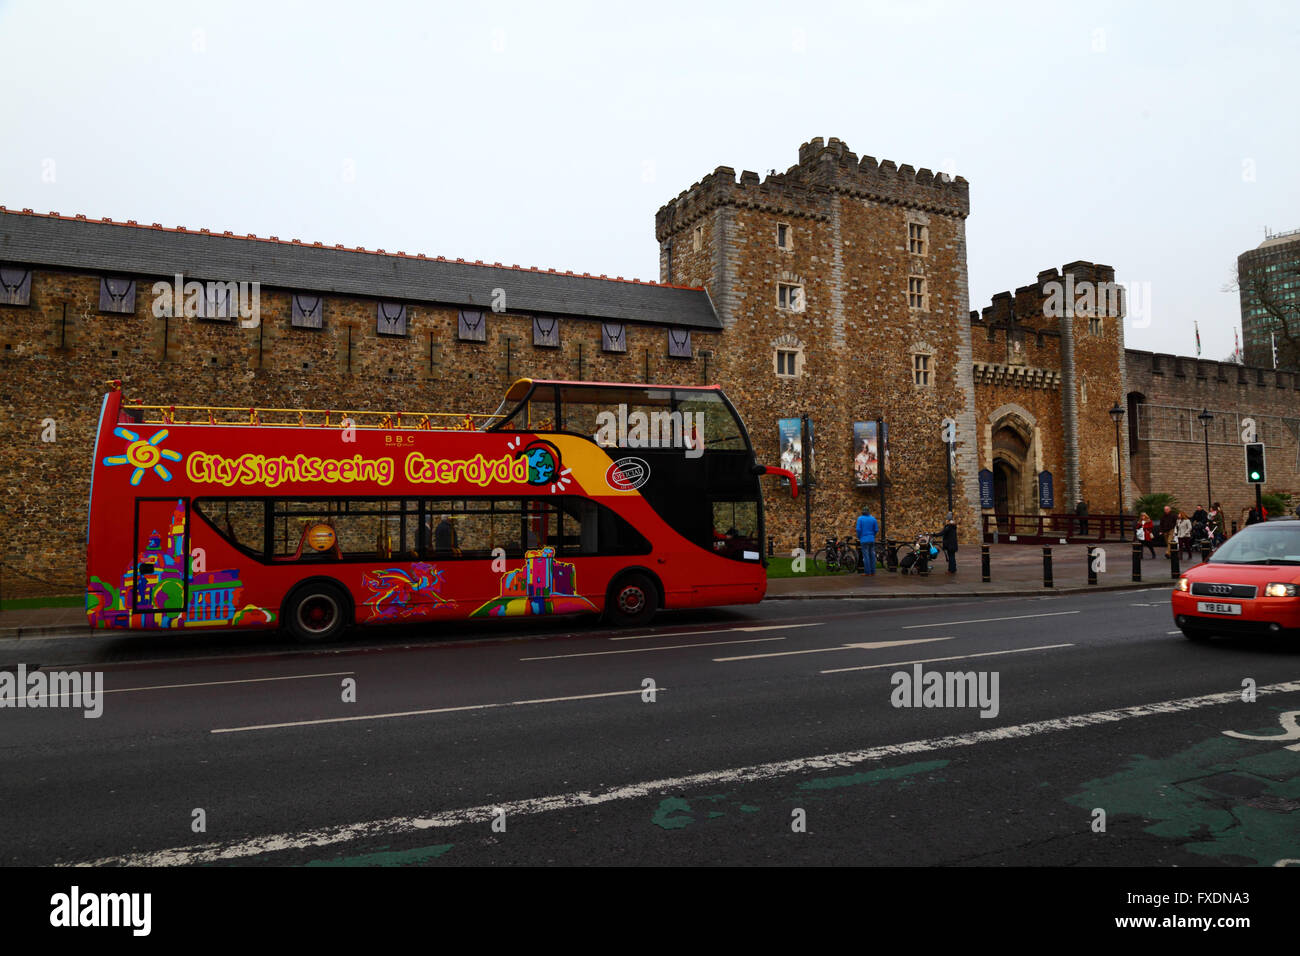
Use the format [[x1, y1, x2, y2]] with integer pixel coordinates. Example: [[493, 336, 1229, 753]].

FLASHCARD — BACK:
[[0, 267, 32, 306], [377, 302, 407, 337], [291, 295, 323, 329], [775, 348, 801, 378], [458, 309, 486, 342], [777, 224, 793, 251], [778, 282, 805, 312], [195, 282, 236, 321], [1088, 316, 1103, 336], [908, 276, 927, 311], [692, 225, 704, 252], [533, 316, 560, 348], [909, 222, 928, 256], [98, 277, 137, 314], [601, 321, 626, 353], [667, 328, 692, 358], [912, 353, 932, 386]]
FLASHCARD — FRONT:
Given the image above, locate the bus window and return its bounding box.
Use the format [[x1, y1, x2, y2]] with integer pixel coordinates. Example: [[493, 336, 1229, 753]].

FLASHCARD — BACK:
[[194, 499, 266, 559]]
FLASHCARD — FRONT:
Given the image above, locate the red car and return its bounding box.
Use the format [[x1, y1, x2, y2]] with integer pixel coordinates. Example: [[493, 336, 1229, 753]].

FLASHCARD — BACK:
[[1172, 519, 1300, 640]]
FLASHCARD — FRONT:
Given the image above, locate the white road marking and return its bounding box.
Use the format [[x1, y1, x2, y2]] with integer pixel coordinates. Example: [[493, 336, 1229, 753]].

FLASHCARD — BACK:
[[22, 670, 357, 703], [820, 643, 1074, 674], [106, 671, 357, 696], [610, 623, 821, 642], [521, 637, 783, 661], [1167, 630, 1182, 635], [903, 610, 1080, 630], [210, 687, 657, 734], [713, 638, 949, 663], [89, 678, 1300, 867]]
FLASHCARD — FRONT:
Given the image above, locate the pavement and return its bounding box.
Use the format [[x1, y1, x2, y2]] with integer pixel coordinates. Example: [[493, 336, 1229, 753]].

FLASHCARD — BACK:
[[0, 542, 1191, 640]]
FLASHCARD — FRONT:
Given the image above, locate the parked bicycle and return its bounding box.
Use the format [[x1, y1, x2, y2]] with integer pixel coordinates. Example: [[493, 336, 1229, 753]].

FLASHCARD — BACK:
[[813, 535, 860, 573], [894, 530, 942, 575]]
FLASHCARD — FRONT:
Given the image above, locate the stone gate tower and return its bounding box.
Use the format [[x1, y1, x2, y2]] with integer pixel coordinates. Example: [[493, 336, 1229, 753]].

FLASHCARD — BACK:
[[655, 137, 979, 543]]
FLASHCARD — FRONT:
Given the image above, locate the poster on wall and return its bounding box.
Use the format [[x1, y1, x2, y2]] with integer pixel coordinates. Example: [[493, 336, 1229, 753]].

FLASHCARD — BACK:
[[777, 418, 812, 488], [852, 421, 889, 487]]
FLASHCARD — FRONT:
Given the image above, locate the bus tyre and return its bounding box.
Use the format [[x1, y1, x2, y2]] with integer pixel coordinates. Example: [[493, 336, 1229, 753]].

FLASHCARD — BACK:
[[286, 583, 350, 643], [605, 573, 658, 627]]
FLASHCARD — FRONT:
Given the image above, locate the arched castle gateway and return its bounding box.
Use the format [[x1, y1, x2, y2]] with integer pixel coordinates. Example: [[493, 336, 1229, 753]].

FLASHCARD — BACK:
[[1, 137, 1298, 596]]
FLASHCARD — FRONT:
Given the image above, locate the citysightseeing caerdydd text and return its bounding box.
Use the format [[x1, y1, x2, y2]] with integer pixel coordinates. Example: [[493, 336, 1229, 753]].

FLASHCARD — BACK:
[[86, 379, 796, 640]]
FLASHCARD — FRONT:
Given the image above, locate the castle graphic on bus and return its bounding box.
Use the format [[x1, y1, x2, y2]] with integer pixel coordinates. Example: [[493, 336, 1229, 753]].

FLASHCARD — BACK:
[[86, 499, 273, 630], [472, 547, 596, 617]]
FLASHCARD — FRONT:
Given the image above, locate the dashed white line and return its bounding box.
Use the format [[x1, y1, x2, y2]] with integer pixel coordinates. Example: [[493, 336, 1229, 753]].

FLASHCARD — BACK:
[[521, 637, 783, 661], [91, 678, 1300, 867], [610, 622, 821, 641], [210, 687, 657, 734], [713, 637, 949, 663], [902, 610, 1080, 630], [821, 643, 1075, 674]]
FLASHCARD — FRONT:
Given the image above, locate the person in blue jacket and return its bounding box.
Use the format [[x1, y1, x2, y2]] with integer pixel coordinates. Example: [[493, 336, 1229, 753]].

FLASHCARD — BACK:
[[855, 506, 879, 575]]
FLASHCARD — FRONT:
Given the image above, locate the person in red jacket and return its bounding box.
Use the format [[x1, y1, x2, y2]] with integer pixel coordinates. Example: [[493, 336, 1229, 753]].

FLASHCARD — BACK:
[[1137, 512, 1157, 559]]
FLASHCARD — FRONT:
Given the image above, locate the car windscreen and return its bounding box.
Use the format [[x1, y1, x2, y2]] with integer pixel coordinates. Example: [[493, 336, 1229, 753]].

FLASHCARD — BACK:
[[1212, 524, 1300, 565]]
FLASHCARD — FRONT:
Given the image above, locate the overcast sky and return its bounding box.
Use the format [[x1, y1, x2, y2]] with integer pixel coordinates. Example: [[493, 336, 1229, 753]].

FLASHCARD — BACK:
[[2, 0, 1296, 361]]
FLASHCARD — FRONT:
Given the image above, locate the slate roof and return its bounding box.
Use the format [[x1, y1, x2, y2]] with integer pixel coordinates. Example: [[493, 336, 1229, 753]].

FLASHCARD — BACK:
[[0, 206, 721, 330]]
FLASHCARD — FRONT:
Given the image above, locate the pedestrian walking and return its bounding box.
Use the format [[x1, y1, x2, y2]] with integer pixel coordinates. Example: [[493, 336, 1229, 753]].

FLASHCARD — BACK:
[[855, 506, 878, 576], [1137, 512, 1157, 558], [1074, 498, 1089, 536], [1159, 505, 1177, 558], [941, 513, 958, 574]]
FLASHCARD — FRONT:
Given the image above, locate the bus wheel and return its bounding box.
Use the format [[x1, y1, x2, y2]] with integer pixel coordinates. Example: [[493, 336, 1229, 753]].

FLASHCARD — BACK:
[[605, 573, 659, 627], [286, 583, 350, 642]]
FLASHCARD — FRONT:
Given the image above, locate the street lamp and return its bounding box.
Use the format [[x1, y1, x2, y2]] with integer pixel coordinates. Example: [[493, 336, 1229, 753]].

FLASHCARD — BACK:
[[1197, 408, 1214, 510], [1109, 403, 1125, 520]]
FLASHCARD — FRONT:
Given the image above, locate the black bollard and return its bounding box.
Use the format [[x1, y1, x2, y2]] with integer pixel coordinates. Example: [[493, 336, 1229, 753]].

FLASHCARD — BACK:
[[767, 535, 774, 557], [1200, 540, 1211, 564], [1042, 546, 1053, 588], [798, 535, 805, 554], [981, 543, 990, 583], [1170, 546, 1180, 579], [1087, 546, 1097, 586], [1132, 542, 1142, 582], [886, 540, 898, 572]]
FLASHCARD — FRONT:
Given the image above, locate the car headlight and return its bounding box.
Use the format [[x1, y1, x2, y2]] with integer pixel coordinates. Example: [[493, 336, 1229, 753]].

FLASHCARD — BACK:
[[1264, 583, 1298, 597], [1176, 577, 1190, 592]]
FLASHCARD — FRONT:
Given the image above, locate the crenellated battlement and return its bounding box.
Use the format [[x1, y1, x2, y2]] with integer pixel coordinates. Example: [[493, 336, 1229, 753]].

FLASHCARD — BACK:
[[971, 261, 1122, 332], [655, 136, 970, 241]]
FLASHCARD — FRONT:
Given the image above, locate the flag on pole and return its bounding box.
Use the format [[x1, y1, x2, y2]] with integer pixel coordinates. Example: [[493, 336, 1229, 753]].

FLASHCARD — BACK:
[[1235, 327, 1241, 361], [1272, 332, 1279, 369], [1195, 320, 1201, 356]]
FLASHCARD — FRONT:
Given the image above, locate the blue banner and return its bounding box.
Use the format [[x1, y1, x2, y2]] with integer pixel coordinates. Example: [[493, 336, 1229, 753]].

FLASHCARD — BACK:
[[1038, 471, 1055, 509], [979, 469, 994, 508]]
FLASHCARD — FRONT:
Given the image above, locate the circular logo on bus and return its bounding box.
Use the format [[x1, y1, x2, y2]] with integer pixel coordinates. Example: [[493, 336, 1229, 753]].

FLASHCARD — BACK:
[[518, 441, 560, 486], [606, 457, 650, 491], [306, 523, 337, 552]]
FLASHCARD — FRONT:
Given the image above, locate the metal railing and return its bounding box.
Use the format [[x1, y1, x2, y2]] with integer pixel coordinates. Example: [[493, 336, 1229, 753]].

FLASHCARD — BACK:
[[981, 513, 1134, 544]]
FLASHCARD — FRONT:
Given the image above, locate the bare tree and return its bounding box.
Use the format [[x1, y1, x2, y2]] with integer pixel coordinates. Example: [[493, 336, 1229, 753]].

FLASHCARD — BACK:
[[1224, 258, 1300, 370]]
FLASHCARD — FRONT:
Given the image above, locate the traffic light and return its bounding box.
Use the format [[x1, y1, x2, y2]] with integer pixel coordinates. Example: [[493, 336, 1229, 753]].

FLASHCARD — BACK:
[[1245, 442, 1266, 484]]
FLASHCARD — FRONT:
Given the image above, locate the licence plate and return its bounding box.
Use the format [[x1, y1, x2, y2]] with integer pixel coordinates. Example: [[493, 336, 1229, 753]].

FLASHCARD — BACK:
[[1196, 601, 1242, 615]]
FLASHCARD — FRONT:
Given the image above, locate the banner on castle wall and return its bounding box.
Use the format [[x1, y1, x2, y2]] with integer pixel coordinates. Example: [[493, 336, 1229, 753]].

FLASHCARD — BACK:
[[979, 469, 995, 508], [1038, 470, 1055, 509], [777, 418, 811, 489], [852, 421, 889, 488]]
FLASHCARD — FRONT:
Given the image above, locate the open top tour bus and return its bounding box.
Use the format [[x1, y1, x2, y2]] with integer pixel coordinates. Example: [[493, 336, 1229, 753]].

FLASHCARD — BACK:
[[86, 379, 796, 640]]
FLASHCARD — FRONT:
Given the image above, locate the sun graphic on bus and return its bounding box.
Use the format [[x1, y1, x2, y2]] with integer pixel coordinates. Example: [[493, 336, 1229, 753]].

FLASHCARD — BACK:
[[102, 428, 183, 486]]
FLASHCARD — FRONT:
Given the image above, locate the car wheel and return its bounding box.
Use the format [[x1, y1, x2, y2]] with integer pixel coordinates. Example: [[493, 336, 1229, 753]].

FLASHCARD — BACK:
[[605, 572, 659, 627], [286, 582, 350, 643]]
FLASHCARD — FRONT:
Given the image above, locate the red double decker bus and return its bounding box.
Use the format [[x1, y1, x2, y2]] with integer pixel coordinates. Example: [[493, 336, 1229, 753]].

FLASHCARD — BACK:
[[86, 379, 794, 640]]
